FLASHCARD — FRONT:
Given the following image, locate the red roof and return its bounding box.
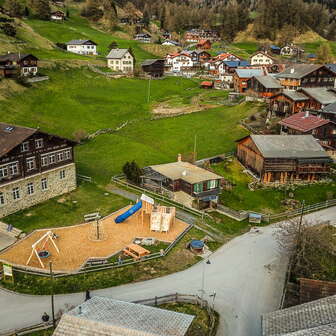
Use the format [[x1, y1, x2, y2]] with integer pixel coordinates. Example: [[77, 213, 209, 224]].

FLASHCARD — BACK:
[[279, 112, 332, 132], [200, 81, 213, 86]]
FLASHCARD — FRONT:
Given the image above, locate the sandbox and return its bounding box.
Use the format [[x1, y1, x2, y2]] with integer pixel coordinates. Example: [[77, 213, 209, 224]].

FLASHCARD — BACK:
[[0, 205, 189, 273]]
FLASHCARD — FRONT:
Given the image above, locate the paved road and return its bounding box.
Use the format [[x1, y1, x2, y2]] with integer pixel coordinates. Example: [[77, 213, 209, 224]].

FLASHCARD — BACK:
[[0, 207, 335, 336]]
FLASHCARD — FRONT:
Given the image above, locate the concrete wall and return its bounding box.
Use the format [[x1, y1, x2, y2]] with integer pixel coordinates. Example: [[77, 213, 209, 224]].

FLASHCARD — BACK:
[[0, 163, 77, 218]]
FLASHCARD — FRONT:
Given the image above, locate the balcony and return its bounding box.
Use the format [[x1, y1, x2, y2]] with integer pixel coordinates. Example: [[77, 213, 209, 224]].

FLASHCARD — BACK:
[[192, 187, 220, 199]]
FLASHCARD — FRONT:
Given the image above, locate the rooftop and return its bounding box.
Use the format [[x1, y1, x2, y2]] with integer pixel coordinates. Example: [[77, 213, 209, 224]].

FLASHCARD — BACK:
[[53, 296, 194, 336], [280, 90, 310, 101], [66, 39, 96, 45], [0, 53, 37, 62], [106, 48, 130, 59], [250, 134, 330, 159], [279, 112, 332, 132], [301, 88, 336, 105], [323, 101, 336, 114], [141, 59, 164, 66], [275, 64, 323, 79], [254, 75, 282, 89], [149, 161, 222, 184], [262, 294, 336, 336], [235, 68, 264, 78]]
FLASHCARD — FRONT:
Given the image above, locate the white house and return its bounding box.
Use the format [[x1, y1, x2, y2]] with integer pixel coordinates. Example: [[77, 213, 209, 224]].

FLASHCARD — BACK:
[[162, 40, 180, 46], [171, 53, 193, 72], [106, 49, 134, 73], [280, 44, 304, 56], [66, 39, 97, 55], [50, 11, 65, 21], [134, 33, 151, 43], [250, 51, 275, 65]]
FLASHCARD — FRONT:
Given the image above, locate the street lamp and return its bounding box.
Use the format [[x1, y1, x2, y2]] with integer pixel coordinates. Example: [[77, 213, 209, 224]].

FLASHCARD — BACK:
[[200, 259, 211, 301]]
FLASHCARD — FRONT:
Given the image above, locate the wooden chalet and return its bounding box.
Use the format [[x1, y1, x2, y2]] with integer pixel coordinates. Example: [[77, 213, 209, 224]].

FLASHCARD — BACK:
[[275, 64, 336, 90], [322, 102, 336, 122], [0, 53, 38, 78], [141, 59, 165, 77], [0, 123, 77, 217], [300, 87, 336, 110], [196, 39, 212, 50], [236, 135, 331, 184], [279, 111, 336, 150], [188, 50, 211, 64], [233, 68, 265, 93], [246, 75, 282, 98]]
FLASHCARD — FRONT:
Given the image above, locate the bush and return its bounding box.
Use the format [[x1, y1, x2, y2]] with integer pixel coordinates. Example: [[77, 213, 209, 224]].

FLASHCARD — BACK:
[[56, 42, 67, 50], [1, 23, 16, 36], [122, 161, 143, 184]]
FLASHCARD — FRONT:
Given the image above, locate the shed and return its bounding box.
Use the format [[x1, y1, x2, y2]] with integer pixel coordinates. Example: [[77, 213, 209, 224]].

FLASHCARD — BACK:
[[141, 59, 165, 77], [200, 81, 214, 89]]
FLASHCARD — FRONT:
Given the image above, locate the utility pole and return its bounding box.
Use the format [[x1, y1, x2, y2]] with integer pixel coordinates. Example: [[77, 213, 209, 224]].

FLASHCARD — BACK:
[[49, 262, 56, 329], [193, 134, 197, 162], [147, 77, 151, 103]]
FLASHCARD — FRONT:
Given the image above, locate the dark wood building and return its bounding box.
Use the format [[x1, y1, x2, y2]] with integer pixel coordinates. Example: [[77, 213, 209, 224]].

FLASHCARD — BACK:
[[236, 135, 331, 184], [0, 53, 38, 78], [143, 157, 222, 209], [275, 64, 336, 90], [246, 75, 282, 98], [233, 68, 265, 93], [141, 59, 165, 77], [0, 123, 77, 217]]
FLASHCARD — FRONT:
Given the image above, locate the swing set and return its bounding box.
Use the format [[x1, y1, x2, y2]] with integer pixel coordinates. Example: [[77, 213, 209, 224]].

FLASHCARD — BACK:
[[26, 231, 60, 268]]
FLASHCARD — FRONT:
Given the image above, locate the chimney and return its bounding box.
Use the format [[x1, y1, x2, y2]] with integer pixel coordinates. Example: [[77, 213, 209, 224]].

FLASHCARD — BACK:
[[304, 111, 309, 118], [78, 306, 82, 314], [177, 153, 182, 162], [290, 68, 295, 74]]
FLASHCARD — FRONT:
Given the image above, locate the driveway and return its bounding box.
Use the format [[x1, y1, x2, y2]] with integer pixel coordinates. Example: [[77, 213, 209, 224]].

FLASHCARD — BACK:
[[0, 207, 335, 336]]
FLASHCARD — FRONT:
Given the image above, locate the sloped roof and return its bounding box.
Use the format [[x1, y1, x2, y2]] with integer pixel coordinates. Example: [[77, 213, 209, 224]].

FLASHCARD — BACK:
[[254, 75, 282, 89], [262, 294, 336, 336], [323, 101, 336, 114], [279, 112, 332, 132], [0, 53, 37, 62], [106, 48, 130, 59], [281, 90, 310, 102], [301, 88, 336, 105], [275, 64, 323, 79], [141, 59, 164, 66], [53, 296, 194, 336], [235, 68, 264, 78], [66, 39, 96, 45], [326, 63, 336, 74], [223, 60, 250, 67], [250, 51, 276, 60], [149, 161, 222, 184], [250, 134, 329, 159]]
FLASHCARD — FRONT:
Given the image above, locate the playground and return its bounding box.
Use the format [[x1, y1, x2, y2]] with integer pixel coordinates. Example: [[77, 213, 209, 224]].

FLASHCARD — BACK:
[[0, 196, 189, 273]]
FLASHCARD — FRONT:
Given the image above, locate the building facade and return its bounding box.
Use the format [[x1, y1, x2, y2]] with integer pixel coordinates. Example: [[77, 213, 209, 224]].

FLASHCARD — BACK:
[[0, 53, 38, 78], [66, 40, 97, 55], [250, 52, 275, 66], [106, 49, 134, 73], [0, 123, 77, 217]]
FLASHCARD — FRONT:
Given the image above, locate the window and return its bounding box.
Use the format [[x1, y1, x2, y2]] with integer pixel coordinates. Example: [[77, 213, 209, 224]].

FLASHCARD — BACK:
[[207, 180, 218, 190], [0, 166, 8, 179], [65, 150, 71, 160], [193, 183, 203, 193], [21, 141, 29, 152], [26, 158, 36, 171], [41, 178, 48, 191], [60, 170, 65, 179], [9, 163, 19, 176], [35, 139, 43, 149], [57, 152, 64, 161], [12, 187, 20, 200], [0, 192, 4, 205], [27, 182, 34, 195], [49, 154, 56, 164], [41, 156, 49, 166]]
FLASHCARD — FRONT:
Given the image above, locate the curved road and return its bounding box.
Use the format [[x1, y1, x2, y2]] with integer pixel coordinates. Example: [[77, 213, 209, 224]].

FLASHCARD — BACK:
[[0, 207, 335, 336]]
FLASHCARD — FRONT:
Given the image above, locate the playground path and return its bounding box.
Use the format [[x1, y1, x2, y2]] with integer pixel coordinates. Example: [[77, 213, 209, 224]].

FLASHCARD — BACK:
[[0, 207, 335, 336]]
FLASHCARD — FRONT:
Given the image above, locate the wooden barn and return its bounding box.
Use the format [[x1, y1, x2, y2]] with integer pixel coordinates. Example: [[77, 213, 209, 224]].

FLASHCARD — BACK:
[[246, 75, 282, 98], [141, 59, 165, 77], [236, 135, 331, 184], [0, 53, 38, 78]]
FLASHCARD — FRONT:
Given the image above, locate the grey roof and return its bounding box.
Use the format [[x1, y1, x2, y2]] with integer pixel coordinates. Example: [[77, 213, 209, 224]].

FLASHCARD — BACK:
[[235, 68, 264, 78], [141, 59, 164, 66], [0, 53, 37, 62], [326, 63, 336, 74], [53, 296, 194, 336], [323, 101, 336, 114], [275, 64, 323, 79], [66, 39, 96, 45], [281, 90, 310, 102], [254, 75, 282, 89], [262, 294, 336, 336], [251, 135, 329, 159], [106, 48, 130, 59], [301, 88, 336, 105]]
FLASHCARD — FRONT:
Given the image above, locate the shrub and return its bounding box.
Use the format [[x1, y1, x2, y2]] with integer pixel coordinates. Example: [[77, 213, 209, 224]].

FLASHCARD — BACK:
[[1, 23, 16, 36]]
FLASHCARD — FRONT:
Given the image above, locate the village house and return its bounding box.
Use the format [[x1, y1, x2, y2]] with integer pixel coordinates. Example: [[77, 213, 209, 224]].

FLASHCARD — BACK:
[[53, 296, 194, 336], [306, 53, 317, 62], [50, 10, 65, 21], [187, 50, 211, 64], [280, 44, 304, 57], [196, 39, 212, 50], [161, 40, 180, 46], [200, 81, 214, 89], [321, 102, 336, 122], [215, 60, 250, 83], [300, 87, 336, 110], [269, 90, 310, 116], [161, 32, 171, 40], [141, 59, 165, 77], [142, 155, 223, 209], [250, 51, 276, 66], [66, 39, 97, 55], [246, 75, 282, 98], [236, 134, 331, 184], [168, 52, 194, 73], [184, 29, 219, 43], [134, 33, 151, 43], [270, 45, 281, 55], [106, 49, 134, 73], [0, 53, 38, 78], [233, 68, 265, 93], [0, 123, 77, 218], [279, 111, 336, 152], [275, 64, 336, 90]]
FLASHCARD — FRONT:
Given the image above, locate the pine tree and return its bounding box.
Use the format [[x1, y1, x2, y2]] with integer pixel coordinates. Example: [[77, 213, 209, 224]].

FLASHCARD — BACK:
[[4, 0, 24, 18], [327, 21, 336, 41]]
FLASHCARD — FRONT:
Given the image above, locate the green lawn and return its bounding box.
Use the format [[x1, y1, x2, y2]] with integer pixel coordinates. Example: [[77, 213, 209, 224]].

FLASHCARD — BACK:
[[212, 159, 336, 214], [4, 182, 128, 233], [24, 8, 155, 62], [0, 69, 254, 184]]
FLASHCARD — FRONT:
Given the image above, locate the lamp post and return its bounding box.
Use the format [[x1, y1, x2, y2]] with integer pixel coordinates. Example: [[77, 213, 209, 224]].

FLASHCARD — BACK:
[[49, 262, 56, 329], [200, 259, 211, 301]]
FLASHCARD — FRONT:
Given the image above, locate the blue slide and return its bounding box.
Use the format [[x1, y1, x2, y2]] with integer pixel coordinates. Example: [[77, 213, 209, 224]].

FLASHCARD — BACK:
[[115, 201, 143, 223]]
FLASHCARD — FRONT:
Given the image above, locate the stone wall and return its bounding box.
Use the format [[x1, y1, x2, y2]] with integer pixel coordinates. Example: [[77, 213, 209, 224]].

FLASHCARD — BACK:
[[0, 163, 77, 218]]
